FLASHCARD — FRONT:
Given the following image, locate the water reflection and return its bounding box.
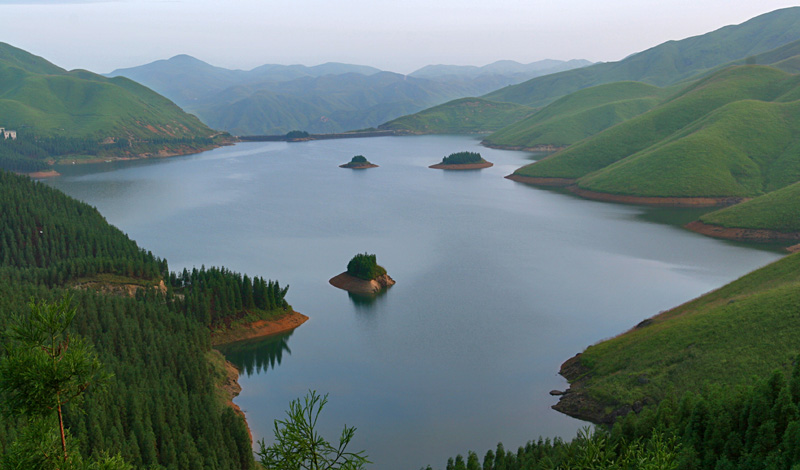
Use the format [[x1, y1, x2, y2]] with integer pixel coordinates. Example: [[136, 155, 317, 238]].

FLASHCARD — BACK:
[[217, 331, 294, 377], [347, 289, 389, 311]]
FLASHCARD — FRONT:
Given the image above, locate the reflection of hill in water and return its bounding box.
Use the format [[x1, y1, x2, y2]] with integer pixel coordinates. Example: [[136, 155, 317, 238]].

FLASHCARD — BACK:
[[217, 331, 294, 377]]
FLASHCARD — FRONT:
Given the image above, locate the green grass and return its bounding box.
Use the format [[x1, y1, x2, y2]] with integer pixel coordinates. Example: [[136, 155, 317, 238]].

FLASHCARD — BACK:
[[379, 97, 534, 134], [576, 252, 800, 409], [699, 181, 800, 232], [512, 66, 800, 186], [576, 98, 800, 197], [483, 81, 671, 148], [0, 42, 214, 140]]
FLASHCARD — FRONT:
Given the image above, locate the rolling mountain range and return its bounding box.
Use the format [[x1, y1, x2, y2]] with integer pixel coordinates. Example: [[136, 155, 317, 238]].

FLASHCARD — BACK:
[[107, 57, 591, 135], [389, 7, 800, 140]]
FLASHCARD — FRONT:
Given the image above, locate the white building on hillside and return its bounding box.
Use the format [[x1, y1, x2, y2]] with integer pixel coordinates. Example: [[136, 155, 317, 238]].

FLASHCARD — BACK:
[[0, 128, 17, 140]]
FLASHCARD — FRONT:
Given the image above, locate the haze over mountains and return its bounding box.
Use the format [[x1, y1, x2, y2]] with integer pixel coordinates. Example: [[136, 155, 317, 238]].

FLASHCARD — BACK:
[[107, 57, 591, 135]]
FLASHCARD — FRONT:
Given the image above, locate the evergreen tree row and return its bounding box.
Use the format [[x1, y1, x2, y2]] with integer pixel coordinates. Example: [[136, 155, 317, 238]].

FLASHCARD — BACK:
[[0, 169, 292, 468], [170, 265, 289, 327], [441, 151, 483, 165]]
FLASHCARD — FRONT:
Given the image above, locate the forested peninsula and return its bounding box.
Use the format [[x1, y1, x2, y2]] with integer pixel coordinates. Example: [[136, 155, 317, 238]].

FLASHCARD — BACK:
[[0, 169, 302, 468]]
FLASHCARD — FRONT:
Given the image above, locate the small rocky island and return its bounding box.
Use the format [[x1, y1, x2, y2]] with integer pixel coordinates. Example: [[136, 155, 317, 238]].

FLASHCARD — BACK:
[[339, 155, 378, 169], [329, 253, 395, 295], [429, 151, 493, 170]]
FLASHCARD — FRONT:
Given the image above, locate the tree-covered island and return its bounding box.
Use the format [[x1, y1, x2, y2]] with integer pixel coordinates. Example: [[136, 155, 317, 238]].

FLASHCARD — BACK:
[[329, 253, 395, 295], [339, 155, 378, 169], [429, 151, 493, 169]]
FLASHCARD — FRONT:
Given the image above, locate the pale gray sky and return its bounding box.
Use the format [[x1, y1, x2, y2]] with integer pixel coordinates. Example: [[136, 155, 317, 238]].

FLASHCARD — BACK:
[[1, 0, 799, 74]]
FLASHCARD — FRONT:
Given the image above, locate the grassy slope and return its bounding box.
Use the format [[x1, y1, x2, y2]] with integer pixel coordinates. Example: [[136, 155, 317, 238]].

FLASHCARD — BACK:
[[512, 66, 797, 184], [0, 42, 214, 139], [483, 82, 672, 148], [699, 180, 800, 232], [575, 251, 800, 412], [378, 97, 534, 134], [485, 7, 800, 108], [578, 98, 800, 197]]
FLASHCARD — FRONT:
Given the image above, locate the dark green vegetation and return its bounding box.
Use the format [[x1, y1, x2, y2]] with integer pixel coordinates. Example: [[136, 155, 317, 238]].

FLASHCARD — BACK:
[[482, 82, 673, 149], [378, 98, 534, 134], [0, 296, 122, 469], [484, 7, 800, 108], [109, 56, 588, 135], [346, 253, 387, 281], [0, 42, 222, 171], [285, 130, 309, 140], [440, 151, 483, 165], [513, 65, 800, 198], [699, 181, 800, 233], [0, 169, 295, 468], [435, 364, 800, 470], [257, 391, 369, 470], [340, 155, 375, 168]]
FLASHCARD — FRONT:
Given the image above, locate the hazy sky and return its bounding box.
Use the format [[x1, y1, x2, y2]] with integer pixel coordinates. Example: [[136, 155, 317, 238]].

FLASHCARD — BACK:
[[1, 0, 799, 74]]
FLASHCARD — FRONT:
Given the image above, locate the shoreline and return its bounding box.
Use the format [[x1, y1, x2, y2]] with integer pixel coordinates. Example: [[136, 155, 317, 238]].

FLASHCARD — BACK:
[[339, 163, 378, 169], [429, 161, 493, 170], [27, 170, 61, 178], [685, 220, 800, 246], [568, 187, 749, 207], [210, 310, 309, 346], [212, 311, 309, 442], [20, 141, 229, 178], [505, 174, 576, 186], [482, 142, 565, 153], [552, 354, 639, 425], [505, 175, 749, 207], [329, 272, 395, 295]]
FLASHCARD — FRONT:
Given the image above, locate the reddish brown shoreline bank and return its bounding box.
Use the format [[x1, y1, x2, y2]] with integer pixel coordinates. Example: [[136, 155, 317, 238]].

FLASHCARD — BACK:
[[330, 272, 395, 295], [568, 187, 749, 207], [482, 143, 565, 153], [506, 175, 749, 207], [210, 311, 309, 346], [505, 174, 575, 186], [429, 161, 493, 170], [25, 170, 61, 178], [212, 311, 309, 442], [686, 220, 800, 245]]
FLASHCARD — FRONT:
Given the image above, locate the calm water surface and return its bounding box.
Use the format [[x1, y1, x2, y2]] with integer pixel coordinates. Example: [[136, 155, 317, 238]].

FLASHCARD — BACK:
[[47, 136, 783, 470]]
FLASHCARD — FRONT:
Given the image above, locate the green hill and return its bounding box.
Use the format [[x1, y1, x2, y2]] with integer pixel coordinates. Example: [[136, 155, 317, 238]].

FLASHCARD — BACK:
[[512, 66, 800, 192], [377, 97, 534, 134], [698, 181, 800, 233], [482, 81, 672, 148], [0, 42, 214, 140], [557, 250, 800, 422], [576, 97, 800, 197], [485, 7, 800, 108]]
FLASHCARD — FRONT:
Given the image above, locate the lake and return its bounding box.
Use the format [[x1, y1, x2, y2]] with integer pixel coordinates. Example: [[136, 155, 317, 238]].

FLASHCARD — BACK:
[[46, 135, 783, 470]]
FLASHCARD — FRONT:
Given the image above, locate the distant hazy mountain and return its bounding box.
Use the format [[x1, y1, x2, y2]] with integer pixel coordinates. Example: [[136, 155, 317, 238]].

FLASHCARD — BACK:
[[485, 6, 800, 107], [410, 59, 592, 81], [108, 56, 383, 108], [108, 56, 590, 135]]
